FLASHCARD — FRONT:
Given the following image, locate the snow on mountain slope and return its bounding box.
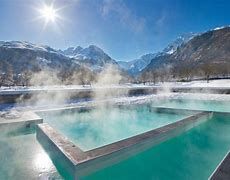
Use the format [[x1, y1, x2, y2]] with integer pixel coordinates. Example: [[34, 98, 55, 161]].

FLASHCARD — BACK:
[[60, 45, 117, 71], [60, 46, 83, 57], [118, 53, 158, 75], [142, 26, 230, 75], [118, 33, 196, 75], [0, 41, 118, 73], [162, 32, 196, 54], [0, 41, 81, 75], [0, 41, 58, 53], [0, 32, 196, 76]]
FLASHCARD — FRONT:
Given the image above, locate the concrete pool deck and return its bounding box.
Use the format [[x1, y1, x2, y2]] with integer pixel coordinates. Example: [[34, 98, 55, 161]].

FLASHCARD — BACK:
[[36, 110, 212, 179], [1, 101, 230, 179], [0, 111, 43, 133], [0, 131, 61, 180]]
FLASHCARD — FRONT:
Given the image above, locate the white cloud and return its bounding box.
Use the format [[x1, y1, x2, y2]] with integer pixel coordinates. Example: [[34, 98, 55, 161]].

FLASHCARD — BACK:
[[101, 0, 146, 33]]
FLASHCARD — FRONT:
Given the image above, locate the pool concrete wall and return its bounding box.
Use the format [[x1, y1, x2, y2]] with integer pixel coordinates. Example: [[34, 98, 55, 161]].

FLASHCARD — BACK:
[[36, 110, 212, 179], [36, 123, 78, 180], [209, 151, 230, 180]]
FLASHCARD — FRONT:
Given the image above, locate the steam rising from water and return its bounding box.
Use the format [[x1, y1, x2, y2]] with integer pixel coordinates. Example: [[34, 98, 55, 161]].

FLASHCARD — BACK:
[[1, 66, 230, 179], [92, 64, 128, 103], [14, 64, 128, 108], [1, 65, 230, 136], [39, 105, 188, 151]]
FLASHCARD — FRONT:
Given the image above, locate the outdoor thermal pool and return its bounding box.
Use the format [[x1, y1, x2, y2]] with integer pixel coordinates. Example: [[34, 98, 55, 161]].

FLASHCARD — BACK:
[[38, 104, 194, 151], [0, 97, 229, 180], [82, 112, 230, 180]]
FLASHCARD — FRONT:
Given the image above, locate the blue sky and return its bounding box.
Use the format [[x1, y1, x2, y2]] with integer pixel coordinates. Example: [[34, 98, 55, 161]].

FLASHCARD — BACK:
[[0, 0, 230, 61]]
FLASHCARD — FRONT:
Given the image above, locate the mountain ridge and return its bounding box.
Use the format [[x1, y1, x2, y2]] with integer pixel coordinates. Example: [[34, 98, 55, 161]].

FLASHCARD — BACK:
[[118, 32, 196, 75], [141, 26, 230, 81], [0, 25, 230, 85]]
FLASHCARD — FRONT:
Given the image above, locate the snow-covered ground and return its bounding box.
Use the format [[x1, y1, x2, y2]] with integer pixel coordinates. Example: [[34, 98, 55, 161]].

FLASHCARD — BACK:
[[0, 79, 229, 93], [0, 79, 229, 113], [159, 79, 230, 88]]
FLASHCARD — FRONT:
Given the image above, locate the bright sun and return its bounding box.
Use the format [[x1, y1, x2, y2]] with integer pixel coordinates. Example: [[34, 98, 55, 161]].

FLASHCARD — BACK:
[[39, 5, 57, 22], [35, 3, 64, 30]]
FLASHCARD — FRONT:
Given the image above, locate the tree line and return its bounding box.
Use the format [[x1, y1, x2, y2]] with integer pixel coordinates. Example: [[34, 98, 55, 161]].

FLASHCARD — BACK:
[[0, 61, 229, 87], [138, 62, 230, 84]]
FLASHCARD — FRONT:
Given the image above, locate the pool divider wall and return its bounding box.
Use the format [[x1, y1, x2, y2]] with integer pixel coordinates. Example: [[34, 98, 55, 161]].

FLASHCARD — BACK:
[[36, 110, 212, 179], [151, 106, 202, 115], [36, 123, 79, 180], [35, 103, 156, 114], [209, 151, 230, 180]]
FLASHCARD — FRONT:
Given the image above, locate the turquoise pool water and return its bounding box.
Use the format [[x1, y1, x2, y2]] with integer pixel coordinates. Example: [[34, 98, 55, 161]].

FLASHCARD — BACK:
[[153, 99, 230, 112], [0, 129, 62, 180], [82, 113, 230, 180], [39, 105, 191, 151]]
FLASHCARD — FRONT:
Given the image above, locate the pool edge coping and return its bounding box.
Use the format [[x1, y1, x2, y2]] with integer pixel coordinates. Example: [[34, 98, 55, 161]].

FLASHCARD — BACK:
[[36, 110, 212, 178], [209, 151, 230, 180]]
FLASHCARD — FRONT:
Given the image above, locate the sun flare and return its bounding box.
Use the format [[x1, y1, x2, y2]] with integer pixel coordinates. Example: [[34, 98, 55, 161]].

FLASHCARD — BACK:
[[39, 5, 57, 22], [35, 2, 65, 31]]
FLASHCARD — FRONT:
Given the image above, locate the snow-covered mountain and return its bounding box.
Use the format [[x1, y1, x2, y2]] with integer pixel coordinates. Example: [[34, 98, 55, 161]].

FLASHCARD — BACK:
[[118, 33, 196, 76], [1, 26, 228, 84], [60, 45, 117, 71], [0, 41, 78, 75], [117, 33, 195, 75], [0, 34, 196, 77], [60, 46, 83, 57], [162, 32, 196, 54], [0, 41, 118, 75], [118, 53, 158, 75], [142, 26, 230, 76], [0, 41, 131, 86], [0, 41, 58, 53]]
